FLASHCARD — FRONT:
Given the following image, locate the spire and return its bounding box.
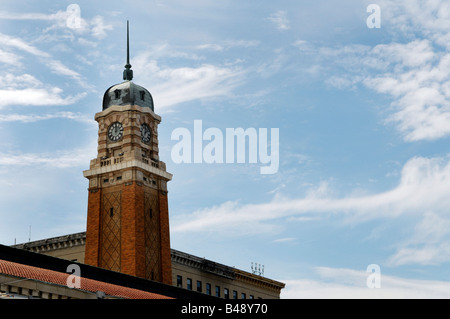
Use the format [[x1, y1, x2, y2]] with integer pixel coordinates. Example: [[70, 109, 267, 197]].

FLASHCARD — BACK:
[[123, 20, 133, 81]]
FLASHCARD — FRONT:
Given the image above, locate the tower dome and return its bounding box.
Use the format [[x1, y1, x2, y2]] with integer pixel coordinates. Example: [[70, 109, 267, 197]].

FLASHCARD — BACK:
[[102, 21, 154, 111], [102, 81, 154, 111]]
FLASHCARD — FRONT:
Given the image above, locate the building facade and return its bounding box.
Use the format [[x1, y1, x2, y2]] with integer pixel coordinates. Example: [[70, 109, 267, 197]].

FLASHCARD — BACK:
[[13, 232, 285, 299]]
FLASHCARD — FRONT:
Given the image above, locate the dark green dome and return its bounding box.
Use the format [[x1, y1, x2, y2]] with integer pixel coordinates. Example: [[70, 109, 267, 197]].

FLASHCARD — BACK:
[[102, 80, 154, 111]]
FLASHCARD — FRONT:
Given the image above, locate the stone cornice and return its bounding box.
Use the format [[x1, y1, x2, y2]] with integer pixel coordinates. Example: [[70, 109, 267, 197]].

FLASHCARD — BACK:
[[171, 249, 235, 280], [94, 104, 161, 122], [12, 232, 86, 254], [83, 159, 173, 181], [234, 269, 285, 292]]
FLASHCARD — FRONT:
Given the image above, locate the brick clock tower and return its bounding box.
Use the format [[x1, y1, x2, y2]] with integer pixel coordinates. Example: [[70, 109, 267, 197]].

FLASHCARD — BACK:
[[83, 22, 172, 285]]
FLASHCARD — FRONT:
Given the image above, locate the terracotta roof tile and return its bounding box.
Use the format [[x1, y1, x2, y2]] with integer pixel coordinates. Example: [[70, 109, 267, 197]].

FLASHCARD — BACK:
[[0, 259, 172, 299]]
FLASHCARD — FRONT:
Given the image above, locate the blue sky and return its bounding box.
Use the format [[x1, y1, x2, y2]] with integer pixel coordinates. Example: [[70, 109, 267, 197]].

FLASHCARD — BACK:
[[1, 0, 450, 298]]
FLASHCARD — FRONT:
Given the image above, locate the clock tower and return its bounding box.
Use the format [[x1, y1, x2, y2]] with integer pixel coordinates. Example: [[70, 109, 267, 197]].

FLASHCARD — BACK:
[[83, 22, 172, 285]]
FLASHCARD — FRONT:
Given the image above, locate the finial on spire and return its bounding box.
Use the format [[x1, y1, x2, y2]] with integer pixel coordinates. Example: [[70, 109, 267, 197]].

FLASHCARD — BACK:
[[123, 20, 133, 81]]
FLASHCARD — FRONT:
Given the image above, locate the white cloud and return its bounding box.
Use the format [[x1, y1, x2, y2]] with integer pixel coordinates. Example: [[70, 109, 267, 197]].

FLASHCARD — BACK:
[[196, 40, 259, 52], [0, 145, 96, 169], [0, 111, 95, 125], [0, 32, 49, 58], [301, 37, 450, 142], [268, 11, 290, 31], [0, 49, 22, 65], [0, 73, 85, 108], [90, 15, 113, 39], [281, 266, 450, 299], [174, 156, 450, 232], [172, 155, 450, 265], [0, 31, 90, 88], [378, 0, 450, 49], [361, 40, 450, 142], [292, 3, 450, 143], [46, 60, 90, 88], [388, 212, 450, 266], [0, 10, 112, 40], [363, 1, 450, 142], [133, 52, 246, 111], [0, 73, 42, 88], [0, 87, 84, 108]]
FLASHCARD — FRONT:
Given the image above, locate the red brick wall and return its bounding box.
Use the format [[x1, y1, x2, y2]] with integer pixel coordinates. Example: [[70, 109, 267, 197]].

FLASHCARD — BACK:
[[85, 180, 172, 285], [85, 189, 101, 267], [159, 191, 172, 285], [121, 182, 146, 278]]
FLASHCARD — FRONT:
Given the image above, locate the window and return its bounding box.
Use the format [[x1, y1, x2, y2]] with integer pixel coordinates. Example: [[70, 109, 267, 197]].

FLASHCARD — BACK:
[[233, 290, 238, 299], [224, 288, 229, 299], [187, 278, 192, 290], [116, 176, 122, 181], [241, 292, 246, 299], [114, 89, 121, 99], [197, 281, 202, 293], [109, 207, 114, 217], [215, 286, 220, 298], [140, 91, 145, 101], [176, 275, 182, 288], [249, 295, 254, 299], [206, 283, 211, 295]]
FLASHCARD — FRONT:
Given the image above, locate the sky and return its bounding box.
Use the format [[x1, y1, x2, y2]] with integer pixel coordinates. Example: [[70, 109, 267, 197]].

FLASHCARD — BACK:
[[0, 0, 450, 298]]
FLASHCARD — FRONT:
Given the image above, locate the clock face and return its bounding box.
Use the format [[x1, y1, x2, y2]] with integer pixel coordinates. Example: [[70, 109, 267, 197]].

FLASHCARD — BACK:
[[140, 123, 151, 144], [108, 122, 123, 142]]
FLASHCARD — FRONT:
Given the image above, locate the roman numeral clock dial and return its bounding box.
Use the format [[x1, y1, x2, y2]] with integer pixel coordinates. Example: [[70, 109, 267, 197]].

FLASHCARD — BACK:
[[108, 122, 123, 142], [140, 123, 151, 144]]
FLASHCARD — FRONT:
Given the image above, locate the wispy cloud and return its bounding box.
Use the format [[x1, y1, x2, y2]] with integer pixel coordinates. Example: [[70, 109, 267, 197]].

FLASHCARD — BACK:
[[282, 266, 450, 299], [0, 31, 91, 89], [0, 145, 96, 168], [296, 36, 450, 142], [268, 10, 290, 31], [133, 52, 246, 111], [0, 111, 95, 125], [196, 40, 260, 52], [388, 211, 450, 266], [90, 15, 113, 39], [0, 88, 85, 108], [0, 32, 49, 58], [0, 49, 22, 65], [172, 155, 450, 265], [45, 60, 90, 88], [0, 73, 86, 107], [0, 73, 86, 109], [0, 10, 113, 39], [363, 40, 450, 142]]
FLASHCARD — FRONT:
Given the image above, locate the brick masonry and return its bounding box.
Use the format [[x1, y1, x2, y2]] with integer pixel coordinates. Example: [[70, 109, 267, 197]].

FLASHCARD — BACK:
[[85, 179, 172, 285], [158, 191, 172, 285], [85, 189, 101, 267]]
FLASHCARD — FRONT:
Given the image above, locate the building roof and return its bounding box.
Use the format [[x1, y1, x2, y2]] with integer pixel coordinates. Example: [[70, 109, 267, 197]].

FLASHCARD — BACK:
[[171, 248, 286, 291], [0, 243, 211, 299], [0, 258, 170, 299], [13, 232, 286, 292]]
